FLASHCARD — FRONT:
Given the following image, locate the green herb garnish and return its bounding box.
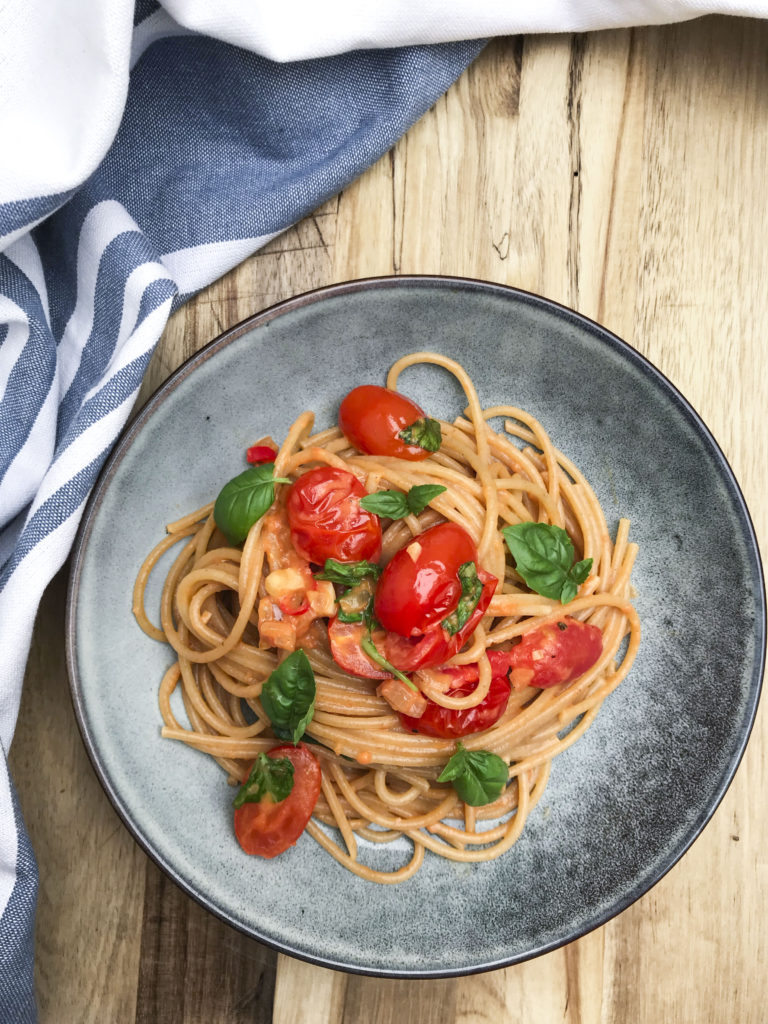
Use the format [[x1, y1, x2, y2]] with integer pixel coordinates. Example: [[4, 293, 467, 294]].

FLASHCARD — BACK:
[[437, 742, 509, 807], [502, 522, 592, 604], [441, 561, 483, 636], [233, 752, 294, 808], [260, 649, 316, 744], [213, 463, 290, 545], [359, 484, 447, 520], [398, 417, 442, 453]]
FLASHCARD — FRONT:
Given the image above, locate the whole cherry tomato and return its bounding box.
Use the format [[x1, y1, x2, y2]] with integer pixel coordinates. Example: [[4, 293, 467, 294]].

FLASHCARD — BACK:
[[374, 522, 479, 637], [233, 744, 322, 858], [400, 663, 512, 738], [286, 467, 382, 565], [507, 617, 603, 689], [339, 384, 436, 461]]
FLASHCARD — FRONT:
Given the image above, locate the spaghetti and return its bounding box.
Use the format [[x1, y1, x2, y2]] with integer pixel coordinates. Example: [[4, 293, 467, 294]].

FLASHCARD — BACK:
[[133, 352, 640, 882]]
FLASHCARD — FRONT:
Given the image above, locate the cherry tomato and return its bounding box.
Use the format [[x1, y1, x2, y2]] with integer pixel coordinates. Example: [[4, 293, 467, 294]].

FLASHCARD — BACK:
[[233, 744, 322, 858], [375, 523, 479, 636], [339, 384, 433, 461], [381, 564, 497, 673], [327, 618, 390, 679], [286, 467, 382, 565], [382, 623, 452, 674], [400, 664, 511, 738], [508, 617, 603, 689], [246, 444, 278, 464]]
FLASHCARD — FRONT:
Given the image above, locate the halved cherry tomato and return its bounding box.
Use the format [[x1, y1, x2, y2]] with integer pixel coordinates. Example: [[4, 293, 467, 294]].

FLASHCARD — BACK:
[[327, 618, 390, 679], [233, 744, 321, 858], [382, 623, 453, 674], [506, 617, 603, 689], [339, 384, 433, 461], [400, 664, 511, 737], [375, 522, 480, 636], [286, 467, 382, 565]]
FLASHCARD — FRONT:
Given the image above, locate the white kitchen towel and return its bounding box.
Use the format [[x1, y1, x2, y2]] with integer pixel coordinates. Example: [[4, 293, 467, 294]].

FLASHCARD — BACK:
[[0, 1, 762, 1019]]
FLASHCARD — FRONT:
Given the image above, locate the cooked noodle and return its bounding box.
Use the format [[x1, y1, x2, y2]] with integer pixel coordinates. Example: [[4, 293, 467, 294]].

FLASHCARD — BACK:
[[133, 352, 640, 881]]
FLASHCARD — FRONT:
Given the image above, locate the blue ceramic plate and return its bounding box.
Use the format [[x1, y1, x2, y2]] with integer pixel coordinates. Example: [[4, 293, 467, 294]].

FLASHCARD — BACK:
[[67, 277, 765, 977]]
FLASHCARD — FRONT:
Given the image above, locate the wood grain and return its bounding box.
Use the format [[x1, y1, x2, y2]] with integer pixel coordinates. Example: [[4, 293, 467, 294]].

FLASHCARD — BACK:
[[9, 16, 768, 1023]]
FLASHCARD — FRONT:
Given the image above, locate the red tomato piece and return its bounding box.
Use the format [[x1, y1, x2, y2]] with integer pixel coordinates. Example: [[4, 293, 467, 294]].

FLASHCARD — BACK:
[[374, 522, 480, 637], [327, 617, 390, 679], [382, 622, 451, 674], [246, 444, 278, 464], [286, 466, 382, 565], [381, 564, 497, 673], [276, 591, 310, 616], [508, 617, 603, 689], [400, 666, 511, 738], [339, 384, 433, 461], [233, 744, 322, 858]]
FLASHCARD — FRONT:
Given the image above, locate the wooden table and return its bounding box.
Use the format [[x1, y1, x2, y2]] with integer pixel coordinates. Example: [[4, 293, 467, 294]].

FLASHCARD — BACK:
[[11, 18, 768, 1023]]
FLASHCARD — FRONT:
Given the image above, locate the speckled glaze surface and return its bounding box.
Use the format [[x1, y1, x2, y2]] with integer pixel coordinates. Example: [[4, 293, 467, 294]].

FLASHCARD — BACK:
[[67, 277, 765, 977]]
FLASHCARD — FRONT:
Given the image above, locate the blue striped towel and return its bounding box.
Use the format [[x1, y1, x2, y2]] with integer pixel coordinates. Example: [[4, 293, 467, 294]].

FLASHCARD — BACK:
[[0, 3, 483, 1017]]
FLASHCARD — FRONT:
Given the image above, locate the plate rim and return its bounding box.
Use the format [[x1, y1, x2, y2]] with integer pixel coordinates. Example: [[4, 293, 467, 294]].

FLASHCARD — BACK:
[[65, 273, 766, 978]]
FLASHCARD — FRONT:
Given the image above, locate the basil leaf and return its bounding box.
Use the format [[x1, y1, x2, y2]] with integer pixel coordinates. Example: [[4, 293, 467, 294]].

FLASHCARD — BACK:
[[502, 522, 593, 605], [359, 484, 447, 520], [315, 559, 381, 585], [398, 417, 442, 453], [438, 742, 509, 807], [213, 463, 290, 545], [233, 752, 294, 808], [359, 491, 410, 518], [406, 483, 447, 515], [260, 649, 316, 744], [442, 561, 483, 636]]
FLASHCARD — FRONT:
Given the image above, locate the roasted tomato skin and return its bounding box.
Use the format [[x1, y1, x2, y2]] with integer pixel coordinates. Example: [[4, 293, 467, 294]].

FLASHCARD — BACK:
[[327, 617, 390, 679], [374, 523, 480, 637], [507, 617, 603, 689], [381, 566, 496, 673], [233, 744, 322, 858], [400, 665, 511, 738], [286, 466, 382, 565], [339, 384, 432, 461]]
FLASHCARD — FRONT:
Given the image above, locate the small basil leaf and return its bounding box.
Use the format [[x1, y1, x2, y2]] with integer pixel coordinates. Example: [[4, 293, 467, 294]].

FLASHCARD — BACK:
[[359, 490, 410, 518], [502, 522, 593, 605], [233, 752, 294, 808], [437, 742, 508, 807], [213, 463, 290, 545], [442, 561, 483, 636], [570, 558, 592, 585], [260, 649, 316, 744], [315, 559, 382, 585], [398, 416, 442, 453], [406, 483, 446, 515], [360, 484, 447, 520]]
